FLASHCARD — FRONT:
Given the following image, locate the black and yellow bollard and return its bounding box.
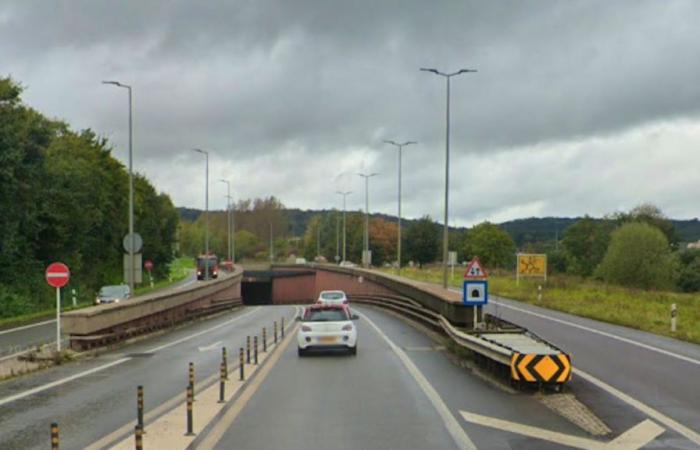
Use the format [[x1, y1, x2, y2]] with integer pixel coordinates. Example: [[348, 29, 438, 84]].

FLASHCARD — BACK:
[[262, 327, 267, 352], [137, 385, 144, 431], [281, 317, 285, 338], [222, 347, 228, 380], [274, 321, 278, 344], [246, 336, 251, 364], [185, 384, 195, 436], [218, 362, 226, 403], [239, 347, 245, 381], [188, 362, 195, 401], [253, 336, 258, 365], [135, 424, 144, 450], [50, 422, 59, 450]]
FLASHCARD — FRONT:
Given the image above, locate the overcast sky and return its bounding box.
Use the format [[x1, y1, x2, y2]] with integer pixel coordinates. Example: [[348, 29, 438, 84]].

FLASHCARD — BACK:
[[2, 1, 700, 225]]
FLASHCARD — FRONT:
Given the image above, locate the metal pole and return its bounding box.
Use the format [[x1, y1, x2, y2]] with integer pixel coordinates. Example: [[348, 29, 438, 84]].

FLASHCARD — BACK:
[[128, 86, 134, 293], [56, 287, 61, 352], [232, 201, 236, 264], [357, 174, 376, 267], [205, 152, 209, 279], [336, 215, 340, 262], [384, 140, 416, 274], [442, 75, 450, 289], [317, 222, 321, 257], [220, 180, 231, 262], [269, 223, 273, 263]]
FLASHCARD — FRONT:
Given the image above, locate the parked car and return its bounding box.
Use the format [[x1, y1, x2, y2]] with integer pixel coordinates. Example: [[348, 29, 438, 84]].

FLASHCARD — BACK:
[[317, 290, 349, 306], [297, 304, 358, 356], [96, 285, 131, 304]]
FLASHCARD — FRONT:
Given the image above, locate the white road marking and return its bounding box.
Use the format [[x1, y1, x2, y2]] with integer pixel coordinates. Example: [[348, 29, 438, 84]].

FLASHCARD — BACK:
[[358, 311, 478, 450], [0, 319, 55, 335], [198, 341, 223, 352], [575, 368, 700, 446], [0, 357, 132, 408], [460, 411, 664, 450]]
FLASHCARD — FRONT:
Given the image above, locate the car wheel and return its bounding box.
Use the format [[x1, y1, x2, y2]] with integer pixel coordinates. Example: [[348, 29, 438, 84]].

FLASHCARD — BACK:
[[298, 347, 306, 357], [349, 346, 357, 356]]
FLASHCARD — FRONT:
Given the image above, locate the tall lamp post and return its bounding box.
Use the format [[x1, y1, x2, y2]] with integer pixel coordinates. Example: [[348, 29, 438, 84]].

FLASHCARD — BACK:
[[219, 179, 232, 264], [357, 172, 378, 267], [102, 80, 135, 293], [420, 67, 476, 288], [193, 148, 210, 279], [384, 140, 416, 274], [336, 191, 352, 263]]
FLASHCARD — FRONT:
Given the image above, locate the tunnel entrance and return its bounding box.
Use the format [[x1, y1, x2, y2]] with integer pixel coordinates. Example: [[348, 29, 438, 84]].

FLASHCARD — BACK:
[[241, 271, 273, 305]]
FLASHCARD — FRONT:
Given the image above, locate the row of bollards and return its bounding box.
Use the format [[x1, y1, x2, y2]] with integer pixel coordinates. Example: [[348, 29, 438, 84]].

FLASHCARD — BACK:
[[46, 317, 289, 448]]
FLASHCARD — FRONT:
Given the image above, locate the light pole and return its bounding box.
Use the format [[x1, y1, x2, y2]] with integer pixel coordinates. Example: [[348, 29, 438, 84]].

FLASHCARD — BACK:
[[384, 140, 416, 274], [269, 222, 274, 263], [193, 148, 210, 279], [336, 191, 352, 263], [102, 80, 135, 293], [420, 67, 476, 288], [357, 172, 378, 267], [219, 179, 232, 264]]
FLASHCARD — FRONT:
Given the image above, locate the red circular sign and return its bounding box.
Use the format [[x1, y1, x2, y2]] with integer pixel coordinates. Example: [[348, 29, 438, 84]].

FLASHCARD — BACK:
[[45, 262, 70, 288], [144, 260, 153, 270]]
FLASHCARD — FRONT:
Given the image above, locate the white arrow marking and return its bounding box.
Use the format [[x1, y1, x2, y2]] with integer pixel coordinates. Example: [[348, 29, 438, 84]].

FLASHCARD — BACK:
[[198, 341, 223, 352], [460, 410, 664, 450]]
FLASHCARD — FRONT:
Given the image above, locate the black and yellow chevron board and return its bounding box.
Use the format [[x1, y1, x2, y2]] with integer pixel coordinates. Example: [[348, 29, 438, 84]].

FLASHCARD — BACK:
[[510, 353, 572, 383]]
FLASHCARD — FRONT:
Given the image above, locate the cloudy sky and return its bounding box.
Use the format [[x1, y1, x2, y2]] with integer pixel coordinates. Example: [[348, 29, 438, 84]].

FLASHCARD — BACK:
[[2, 1, 700, 225]]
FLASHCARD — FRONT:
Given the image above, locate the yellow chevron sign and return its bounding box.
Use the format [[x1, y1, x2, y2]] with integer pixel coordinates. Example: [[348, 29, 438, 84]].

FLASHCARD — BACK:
[[511, 352, 572, 383]]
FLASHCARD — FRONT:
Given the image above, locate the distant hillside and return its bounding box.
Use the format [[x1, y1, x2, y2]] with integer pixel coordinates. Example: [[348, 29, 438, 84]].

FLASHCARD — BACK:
[[177, 207, 700, 245]]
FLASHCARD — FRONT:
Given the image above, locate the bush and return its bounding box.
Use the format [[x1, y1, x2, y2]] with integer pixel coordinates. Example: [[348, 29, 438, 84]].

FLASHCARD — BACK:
[[595, 222, 678, 290]]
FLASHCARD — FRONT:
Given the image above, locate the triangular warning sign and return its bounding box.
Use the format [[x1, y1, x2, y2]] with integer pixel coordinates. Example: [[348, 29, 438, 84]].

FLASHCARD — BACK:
[[464, 257, 488, 279]]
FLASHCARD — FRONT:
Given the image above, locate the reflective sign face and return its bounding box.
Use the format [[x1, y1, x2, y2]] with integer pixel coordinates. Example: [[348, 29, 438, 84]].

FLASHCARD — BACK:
[[517, 254, 547, 277], [463, 280, 488, 305]]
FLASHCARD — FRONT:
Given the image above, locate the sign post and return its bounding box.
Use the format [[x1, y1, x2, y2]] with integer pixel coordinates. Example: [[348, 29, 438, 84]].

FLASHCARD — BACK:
[[46, 262, 70, 352], [448, 251, 457, 280], [144, 260, 154, 288]]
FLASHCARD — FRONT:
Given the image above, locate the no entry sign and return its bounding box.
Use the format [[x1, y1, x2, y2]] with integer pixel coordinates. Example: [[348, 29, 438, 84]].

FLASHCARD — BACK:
[[46, 262, 70, 288]]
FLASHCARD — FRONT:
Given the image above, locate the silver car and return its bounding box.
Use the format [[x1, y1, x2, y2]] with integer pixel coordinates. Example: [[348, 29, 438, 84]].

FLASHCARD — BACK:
[[96, 285, 131, 304]]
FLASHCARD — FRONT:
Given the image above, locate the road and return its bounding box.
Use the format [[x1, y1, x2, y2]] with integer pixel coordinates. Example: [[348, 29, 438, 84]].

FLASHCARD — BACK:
[[0, 272, 197, 360]]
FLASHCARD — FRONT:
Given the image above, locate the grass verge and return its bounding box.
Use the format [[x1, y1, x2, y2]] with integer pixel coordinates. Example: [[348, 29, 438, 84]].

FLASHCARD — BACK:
[[383, 266, 700, 346]]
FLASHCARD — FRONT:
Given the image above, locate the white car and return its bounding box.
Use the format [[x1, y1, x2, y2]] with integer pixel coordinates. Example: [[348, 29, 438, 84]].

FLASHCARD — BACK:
[[297, 304, 358, 356], [317, 290, 348, 306]]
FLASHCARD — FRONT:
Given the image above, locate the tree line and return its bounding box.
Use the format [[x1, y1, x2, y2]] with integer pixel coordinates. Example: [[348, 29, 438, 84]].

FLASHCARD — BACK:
[[0, 77, 179, 318]]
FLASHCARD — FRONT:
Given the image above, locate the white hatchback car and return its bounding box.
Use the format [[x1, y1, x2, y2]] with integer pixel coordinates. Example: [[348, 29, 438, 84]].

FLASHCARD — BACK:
[[297, 304, 358, 356], [317, 290, 348, 306]]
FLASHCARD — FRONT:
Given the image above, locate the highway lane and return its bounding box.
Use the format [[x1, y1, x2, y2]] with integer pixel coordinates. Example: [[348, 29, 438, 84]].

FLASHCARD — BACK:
[[210, 305, 602, 450], [0, 271, 197, 360], [0, 304, 296, 450]]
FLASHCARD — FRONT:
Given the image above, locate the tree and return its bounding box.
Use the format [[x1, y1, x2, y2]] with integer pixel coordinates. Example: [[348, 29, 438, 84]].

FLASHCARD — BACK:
[[614, 203, 678, 249], [562, 216, 614, 277], [677, 249, 700, 292], [404, 216, 439, 267], [463, 222, 516, 269], [369, 218, 397, 266], [595, 222, 678, 290]]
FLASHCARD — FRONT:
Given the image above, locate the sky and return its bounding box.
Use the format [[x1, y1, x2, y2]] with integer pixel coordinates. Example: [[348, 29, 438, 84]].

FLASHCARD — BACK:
[[2, 0, 700, 226]]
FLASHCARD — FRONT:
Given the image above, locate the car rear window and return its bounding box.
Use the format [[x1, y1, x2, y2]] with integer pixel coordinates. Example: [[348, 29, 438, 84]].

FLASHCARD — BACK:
[[304, 308, 349, 321], [320, 292, 344, 300]]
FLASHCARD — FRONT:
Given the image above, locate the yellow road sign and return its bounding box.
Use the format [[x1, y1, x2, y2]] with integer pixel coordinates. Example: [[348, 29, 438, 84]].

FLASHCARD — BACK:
[[517, 253, 547, 278]]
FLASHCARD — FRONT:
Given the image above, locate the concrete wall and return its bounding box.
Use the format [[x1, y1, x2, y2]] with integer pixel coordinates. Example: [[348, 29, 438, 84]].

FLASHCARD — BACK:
[[272, 274, 316, 303]]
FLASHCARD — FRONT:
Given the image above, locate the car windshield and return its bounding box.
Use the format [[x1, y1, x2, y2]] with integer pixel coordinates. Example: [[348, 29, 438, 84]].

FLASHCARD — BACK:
[[99, 286, 127, 297], [320, 292, 344, 300], [303, 308, 348, 322]]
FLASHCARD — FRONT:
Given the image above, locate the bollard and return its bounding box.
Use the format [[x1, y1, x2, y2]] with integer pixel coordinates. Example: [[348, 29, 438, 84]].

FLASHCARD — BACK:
[[188, 362, 195, 401], [222, 347, 228, 380], [135, 424, 143, 450], [671, 303, 678, 332], [137, 385, 144, 431], [254, 336, 258, 365], [51, 422, 59, 450], [239, 347, 245, 381], [537, 285, 542, 302], [246, 336, 251, 364], [185, 384, 195, 436], [281, 317, 285, 338], [219, 362, 226, 403], [262, 327, 267, 352], [274, 321, 278, 344], [71, 288, 77, 308]]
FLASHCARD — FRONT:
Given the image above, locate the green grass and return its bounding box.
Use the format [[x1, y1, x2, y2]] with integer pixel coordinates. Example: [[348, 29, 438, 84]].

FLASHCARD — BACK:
[[134, 256, 194, 296], [384, 266, 700, 346]]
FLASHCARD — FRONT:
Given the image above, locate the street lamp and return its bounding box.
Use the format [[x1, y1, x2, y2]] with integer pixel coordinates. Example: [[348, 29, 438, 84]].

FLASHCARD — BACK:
[[420, 67, 476, 288], [384, 140, 417, 274], [102, 80, 135, 293], [219, 179, 232, 264], [193, 148, 210, 279], [357, 172, 378, 267], [336, 191, 352, 263]]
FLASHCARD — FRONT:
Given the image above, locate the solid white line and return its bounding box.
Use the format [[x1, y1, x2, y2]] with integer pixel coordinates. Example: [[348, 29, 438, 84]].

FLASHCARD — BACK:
[[0, 319, 55, 336], [0, 349, 32, 362], [0, 357, 131, 408], [358, 311, 478, 450], [491, 299, 700, 367], [574, 368, 700, 446], [146, 307, 259, 353]]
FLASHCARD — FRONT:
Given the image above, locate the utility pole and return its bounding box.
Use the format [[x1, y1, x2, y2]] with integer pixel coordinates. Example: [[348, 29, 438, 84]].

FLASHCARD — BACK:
[[420, 67, 476, 288], [269, 222, 274, 263], [357, 172, 378, 267], [384, 140, 416, 274], [193, 149, 210, 279], [336, 191, 352, 263], [219, 179, 232, 263]]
